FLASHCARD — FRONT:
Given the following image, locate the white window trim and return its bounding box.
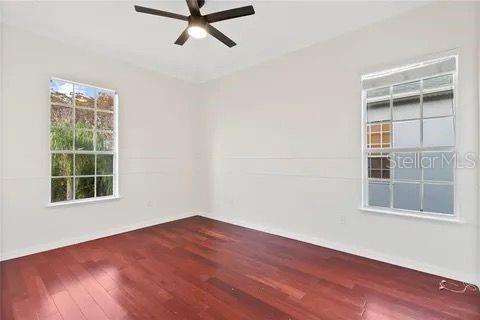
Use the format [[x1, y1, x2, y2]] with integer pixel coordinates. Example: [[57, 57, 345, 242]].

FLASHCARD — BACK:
[[358, 206, 463, 223], [48, 77, 120, 206], [46, 195, 121, 208], [360, 55, 459, 221]]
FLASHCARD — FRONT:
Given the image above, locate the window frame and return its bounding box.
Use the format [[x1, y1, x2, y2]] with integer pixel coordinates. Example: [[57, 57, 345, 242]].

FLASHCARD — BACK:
[[48, 77, 119, 206], [360, 56, 458, 220]]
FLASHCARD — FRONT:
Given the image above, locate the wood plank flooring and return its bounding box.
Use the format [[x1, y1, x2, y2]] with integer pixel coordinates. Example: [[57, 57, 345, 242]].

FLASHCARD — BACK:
[[1, 215, 479, 320]]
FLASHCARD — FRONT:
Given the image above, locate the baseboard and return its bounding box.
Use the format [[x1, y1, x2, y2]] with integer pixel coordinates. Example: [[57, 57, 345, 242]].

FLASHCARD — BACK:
[[202, 213, 478, 286], [0, 212, 196, 261]]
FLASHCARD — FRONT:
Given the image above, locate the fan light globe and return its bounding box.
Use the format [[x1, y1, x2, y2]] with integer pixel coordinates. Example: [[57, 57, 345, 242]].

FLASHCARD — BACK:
[[188, 26, 207, 39]]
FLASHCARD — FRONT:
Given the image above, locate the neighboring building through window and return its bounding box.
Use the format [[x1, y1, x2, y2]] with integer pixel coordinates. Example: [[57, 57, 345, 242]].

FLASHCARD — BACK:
[[362, 55, 456, 216], [49, 78, 118, 204]]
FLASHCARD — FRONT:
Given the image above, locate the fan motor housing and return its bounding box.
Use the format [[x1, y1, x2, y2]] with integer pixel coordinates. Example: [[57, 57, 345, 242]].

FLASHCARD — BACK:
[[188, 15, 207, 27]]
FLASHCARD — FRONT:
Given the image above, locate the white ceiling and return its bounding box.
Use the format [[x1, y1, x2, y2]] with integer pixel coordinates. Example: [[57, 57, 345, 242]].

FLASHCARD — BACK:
[[2, 1, 426, 83]]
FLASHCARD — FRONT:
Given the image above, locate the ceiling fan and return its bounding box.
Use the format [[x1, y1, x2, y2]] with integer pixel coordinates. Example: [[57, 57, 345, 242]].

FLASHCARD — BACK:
[[134, 0, 255, 48]]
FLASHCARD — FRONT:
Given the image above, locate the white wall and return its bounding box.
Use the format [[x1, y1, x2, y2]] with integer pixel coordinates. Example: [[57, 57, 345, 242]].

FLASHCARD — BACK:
[[203, 2, 480, 284], [1, 26, 206, 259], [0, 5, 4, 261], [476, 1, 480, 287]]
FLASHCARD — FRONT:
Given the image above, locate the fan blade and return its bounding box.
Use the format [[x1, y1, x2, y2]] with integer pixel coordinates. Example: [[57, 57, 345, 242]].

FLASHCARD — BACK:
[[134, 5, 188, 21], [205, 5, 255, 23], [205, 24, 236, 47], [186, 0, 200, 16], [174, 28, 190, 45]]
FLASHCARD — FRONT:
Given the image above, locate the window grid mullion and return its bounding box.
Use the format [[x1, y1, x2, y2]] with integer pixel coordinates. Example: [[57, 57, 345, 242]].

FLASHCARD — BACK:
[[51, 150, 115, 155], [392, 114, 454, 123], [366, 145, 455, 153], [389, 85, 394, 209], [94, 94, 97, 198], [419, 79, 425, 212], [52, 174, 113, 179], [73, 85, 77, 200]]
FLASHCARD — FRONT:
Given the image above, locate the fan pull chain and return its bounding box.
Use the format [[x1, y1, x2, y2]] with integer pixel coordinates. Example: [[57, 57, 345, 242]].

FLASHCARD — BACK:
[[439, 280, 479, 294]]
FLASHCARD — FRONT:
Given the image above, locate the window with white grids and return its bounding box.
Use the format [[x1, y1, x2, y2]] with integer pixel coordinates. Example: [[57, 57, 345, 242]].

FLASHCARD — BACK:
[[362, 55, 456, 216], [49, 78, 118, 204]]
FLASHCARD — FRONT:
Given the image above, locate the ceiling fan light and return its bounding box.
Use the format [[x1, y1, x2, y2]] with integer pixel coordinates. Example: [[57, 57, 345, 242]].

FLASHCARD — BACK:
[[187, 26, 207, 39]]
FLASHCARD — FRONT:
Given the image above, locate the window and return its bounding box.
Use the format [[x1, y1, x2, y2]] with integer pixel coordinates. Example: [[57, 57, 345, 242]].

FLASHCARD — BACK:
[[362, 55, 456, 216], [49, 78, 118, 204]]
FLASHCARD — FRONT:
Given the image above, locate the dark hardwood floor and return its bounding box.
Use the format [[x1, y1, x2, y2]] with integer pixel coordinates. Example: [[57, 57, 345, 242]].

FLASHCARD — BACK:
[[1, 216, 479, 320]]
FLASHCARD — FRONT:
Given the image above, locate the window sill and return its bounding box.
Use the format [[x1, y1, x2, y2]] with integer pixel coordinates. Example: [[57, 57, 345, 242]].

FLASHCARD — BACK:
[[358, 206, 463, 224], [47, 195, 121, 208]]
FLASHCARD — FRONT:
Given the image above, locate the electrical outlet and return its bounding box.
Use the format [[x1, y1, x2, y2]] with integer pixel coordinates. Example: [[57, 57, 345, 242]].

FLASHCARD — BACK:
[[340, 215, 347, 225]]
